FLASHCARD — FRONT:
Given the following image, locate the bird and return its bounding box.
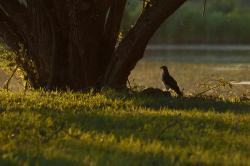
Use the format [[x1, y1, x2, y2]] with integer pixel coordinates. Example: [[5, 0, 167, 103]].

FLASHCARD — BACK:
[[160, 66, 183, 96]]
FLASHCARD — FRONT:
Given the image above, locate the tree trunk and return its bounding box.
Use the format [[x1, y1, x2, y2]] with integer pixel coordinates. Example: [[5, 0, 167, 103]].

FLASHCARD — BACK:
[[0, 0, 186, 90], [104, 0, 186, 88]]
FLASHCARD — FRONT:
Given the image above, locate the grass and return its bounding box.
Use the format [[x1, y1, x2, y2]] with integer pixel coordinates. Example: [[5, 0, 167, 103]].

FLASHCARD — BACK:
[[0, 89, 249, 166], [0, 44, 249, 165]]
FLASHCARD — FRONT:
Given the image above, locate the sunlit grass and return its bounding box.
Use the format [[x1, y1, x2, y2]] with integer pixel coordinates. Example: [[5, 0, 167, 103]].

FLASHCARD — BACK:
[[0, 90, 249, 165]]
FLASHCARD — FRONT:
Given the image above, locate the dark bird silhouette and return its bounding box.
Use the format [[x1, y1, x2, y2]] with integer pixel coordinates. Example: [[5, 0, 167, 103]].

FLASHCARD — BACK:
[[160, 66, 183, 96]]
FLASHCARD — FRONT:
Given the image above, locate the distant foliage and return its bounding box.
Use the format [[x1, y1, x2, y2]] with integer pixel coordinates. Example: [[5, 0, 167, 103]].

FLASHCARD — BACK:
[[152, 2, 250, 44], [124, 0, 250, 44]]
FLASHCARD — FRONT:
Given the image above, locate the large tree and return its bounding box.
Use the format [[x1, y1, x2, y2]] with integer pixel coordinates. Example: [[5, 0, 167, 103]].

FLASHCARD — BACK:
[[0, 0, 186, 90]]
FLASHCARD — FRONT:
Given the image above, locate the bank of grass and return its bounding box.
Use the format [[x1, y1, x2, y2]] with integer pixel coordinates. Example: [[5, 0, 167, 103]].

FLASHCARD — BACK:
[[0, 90, 249, 165]]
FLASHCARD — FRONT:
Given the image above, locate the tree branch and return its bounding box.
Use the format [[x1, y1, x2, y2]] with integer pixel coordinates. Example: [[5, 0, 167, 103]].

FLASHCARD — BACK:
[[104, 0, 187, 87], [0, 1, 27, 50]]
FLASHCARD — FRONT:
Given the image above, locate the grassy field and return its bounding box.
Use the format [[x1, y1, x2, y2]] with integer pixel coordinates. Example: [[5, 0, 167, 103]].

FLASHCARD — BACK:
[[0, 90, 250, 166], [0, 46, 250, 165]]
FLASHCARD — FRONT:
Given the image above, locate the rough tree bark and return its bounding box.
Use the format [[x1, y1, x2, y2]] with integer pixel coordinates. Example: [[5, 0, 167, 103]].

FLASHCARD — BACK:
[[0, 0, 186, 90]]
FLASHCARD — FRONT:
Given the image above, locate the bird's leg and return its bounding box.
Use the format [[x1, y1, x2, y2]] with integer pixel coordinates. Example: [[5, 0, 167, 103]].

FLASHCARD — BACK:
[[164, 86, 171, 92]]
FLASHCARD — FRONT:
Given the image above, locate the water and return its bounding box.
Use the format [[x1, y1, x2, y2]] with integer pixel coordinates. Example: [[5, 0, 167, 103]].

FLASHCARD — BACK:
[[147, 44, 250, 51]]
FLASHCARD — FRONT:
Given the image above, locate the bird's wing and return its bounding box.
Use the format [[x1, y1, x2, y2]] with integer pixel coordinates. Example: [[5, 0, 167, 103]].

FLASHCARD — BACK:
[[168, 76, 182, 95], [162, 74, 170, 88]]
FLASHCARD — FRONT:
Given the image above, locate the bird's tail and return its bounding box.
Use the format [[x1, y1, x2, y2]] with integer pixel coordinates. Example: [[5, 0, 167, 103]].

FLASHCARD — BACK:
[[176, 88, 183, 96]]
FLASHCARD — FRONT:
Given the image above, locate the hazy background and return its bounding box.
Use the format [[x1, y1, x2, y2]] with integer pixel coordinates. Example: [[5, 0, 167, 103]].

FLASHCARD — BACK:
[[123, 0, 250, 44]]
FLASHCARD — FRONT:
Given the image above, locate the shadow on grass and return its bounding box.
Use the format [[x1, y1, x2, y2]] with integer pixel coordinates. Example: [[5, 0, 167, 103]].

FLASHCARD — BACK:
[[3, 106, 249, 165], [61, 111, 250, 140], [0, 153, 80, 166], [104, 91, 250, 113], [47, 139, 181, 166], [0, 137, 213, 166], [11, 105, 249, 151]]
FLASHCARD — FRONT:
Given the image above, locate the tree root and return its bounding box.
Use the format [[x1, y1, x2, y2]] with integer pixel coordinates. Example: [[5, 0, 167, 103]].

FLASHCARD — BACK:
[[3, 66, 18, 91]]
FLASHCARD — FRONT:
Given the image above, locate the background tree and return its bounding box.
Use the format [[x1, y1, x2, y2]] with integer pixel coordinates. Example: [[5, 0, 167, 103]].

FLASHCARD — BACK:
[[0, 0, 186, 90]]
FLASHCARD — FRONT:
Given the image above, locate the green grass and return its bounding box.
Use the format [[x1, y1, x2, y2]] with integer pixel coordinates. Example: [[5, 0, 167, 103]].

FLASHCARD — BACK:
[[0, 90, 249, 166]]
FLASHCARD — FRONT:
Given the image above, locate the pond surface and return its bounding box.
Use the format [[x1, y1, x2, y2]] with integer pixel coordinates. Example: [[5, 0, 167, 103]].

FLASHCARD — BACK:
[[130, 45, 250, 96]]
